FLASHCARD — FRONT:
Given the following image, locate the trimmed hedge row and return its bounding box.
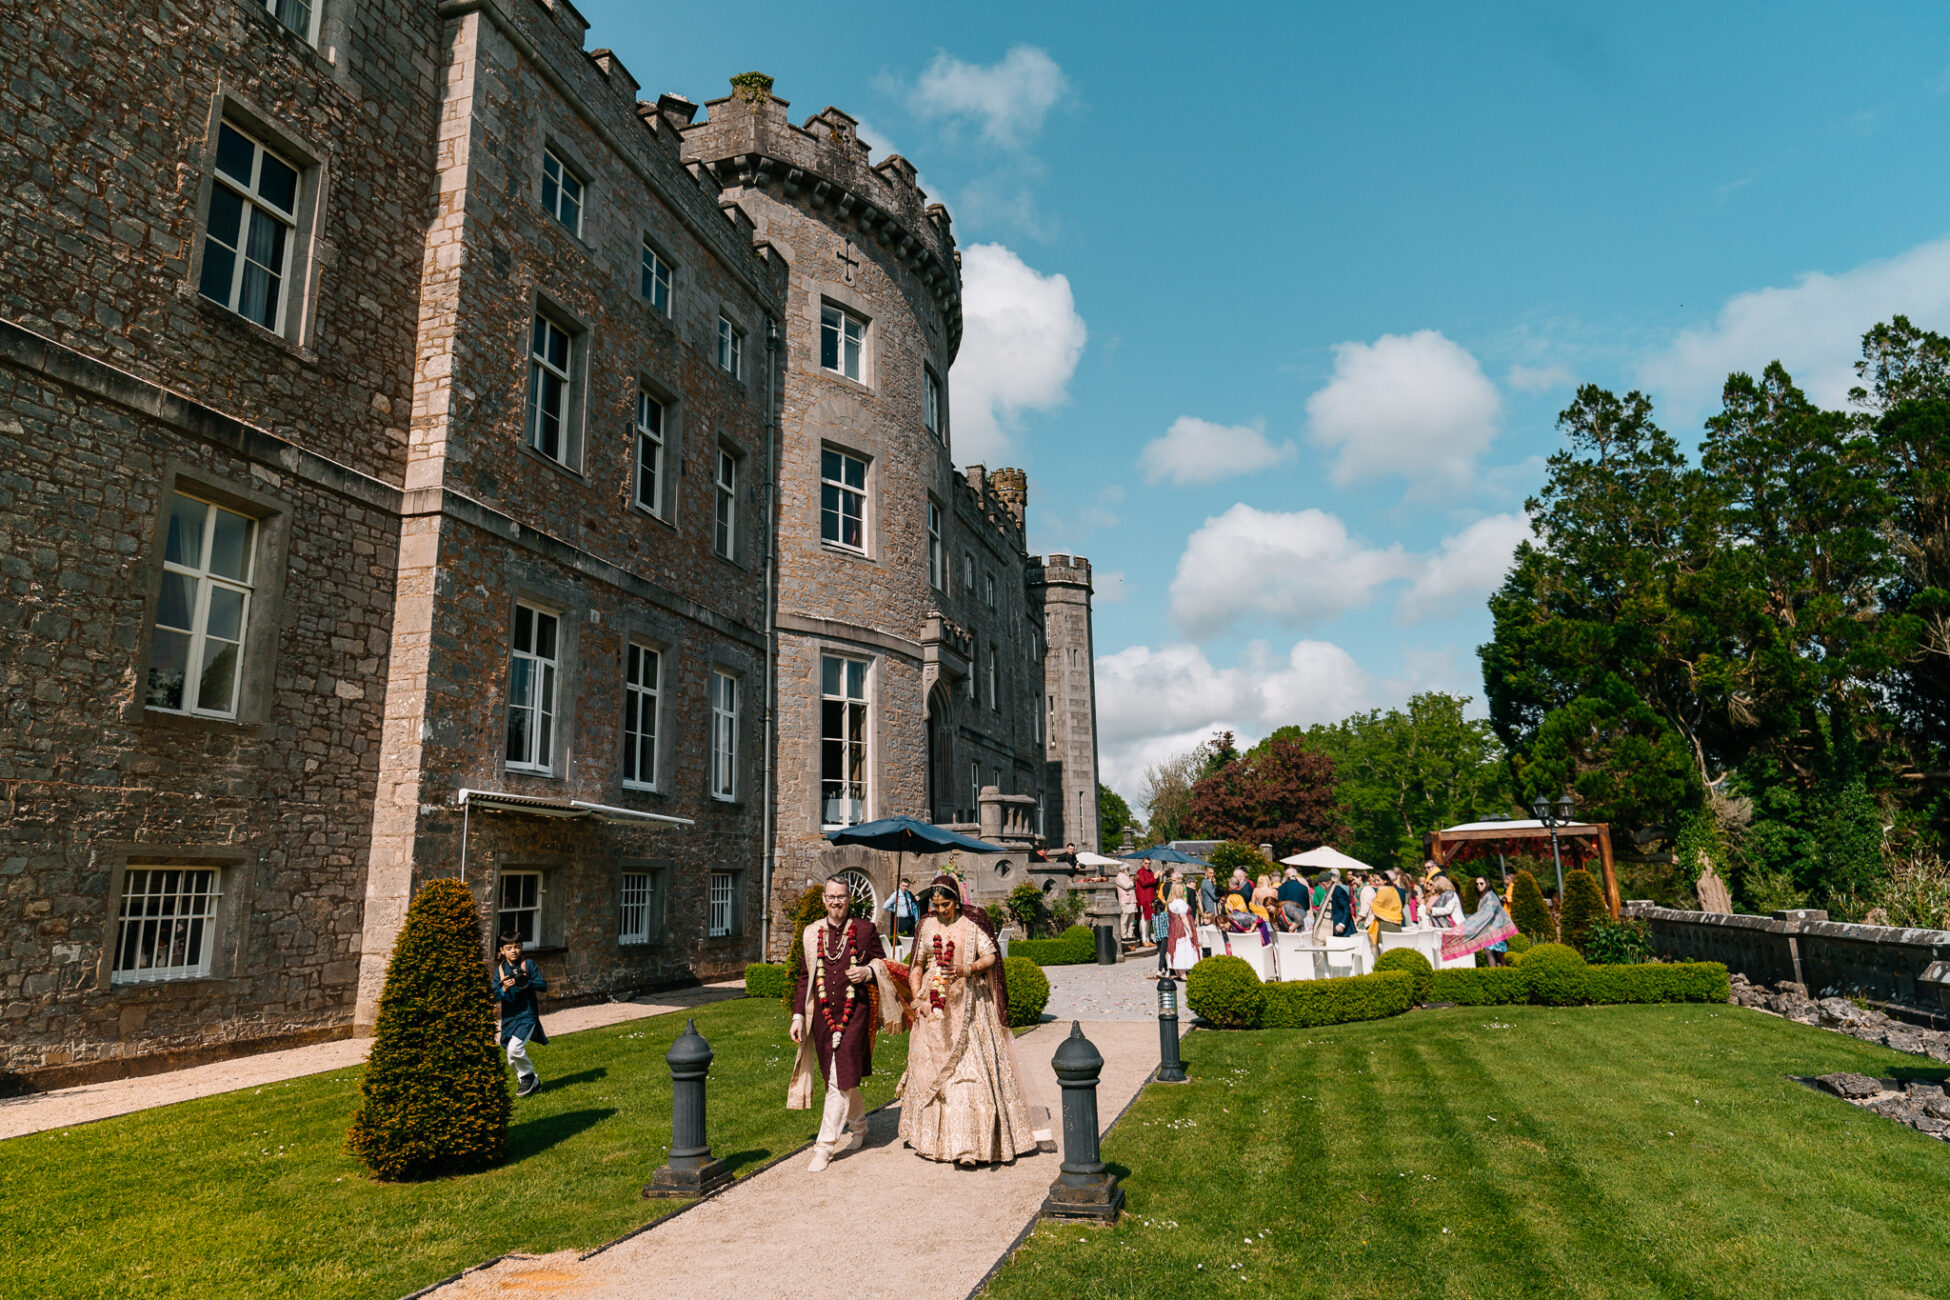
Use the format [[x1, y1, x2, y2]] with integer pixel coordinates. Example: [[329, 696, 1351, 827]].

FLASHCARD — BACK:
[[1009, 924, 1096, 966], [1584, 961, 1730, 1004], [1428, 966, 1526, 1005], [745, 962, 789, 1000], [1372, 947, 1435, 1004], [1260, 971, 1415, 1028]]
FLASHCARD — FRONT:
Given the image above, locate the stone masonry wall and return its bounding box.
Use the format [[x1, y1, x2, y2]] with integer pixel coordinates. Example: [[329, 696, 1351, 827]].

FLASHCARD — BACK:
[[1625, 902, 1950, 1008]]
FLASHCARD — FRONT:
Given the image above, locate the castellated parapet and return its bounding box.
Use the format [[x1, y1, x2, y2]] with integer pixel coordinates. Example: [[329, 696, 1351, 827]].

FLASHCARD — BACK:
[[1031, 556, 1101, 854]]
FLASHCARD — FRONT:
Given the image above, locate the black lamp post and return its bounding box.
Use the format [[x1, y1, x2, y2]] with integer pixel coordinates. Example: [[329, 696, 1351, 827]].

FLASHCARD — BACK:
[[1531, 794, 1574, 902], [1156, 974, 1187, 1083], [643, 1018, 732, 1198]]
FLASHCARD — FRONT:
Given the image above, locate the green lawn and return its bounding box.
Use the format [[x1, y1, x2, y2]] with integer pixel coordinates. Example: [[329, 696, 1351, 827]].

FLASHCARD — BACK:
[[987, 1004, 1950, 1300], [1, 997, 892, 1300]]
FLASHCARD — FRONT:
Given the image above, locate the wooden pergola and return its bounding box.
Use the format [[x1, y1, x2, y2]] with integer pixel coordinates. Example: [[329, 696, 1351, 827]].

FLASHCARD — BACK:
[[1424, 819, 1620, 919]]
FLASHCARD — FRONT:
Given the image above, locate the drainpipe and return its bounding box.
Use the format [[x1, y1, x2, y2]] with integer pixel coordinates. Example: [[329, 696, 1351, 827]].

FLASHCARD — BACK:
[[759, 316, 781, 961]]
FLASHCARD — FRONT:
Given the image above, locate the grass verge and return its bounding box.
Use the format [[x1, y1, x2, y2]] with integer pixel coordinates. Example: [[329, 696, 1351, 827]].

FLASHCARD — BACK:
[[986, 1004, 1950, 1300], [1, 997, 896, 1299]]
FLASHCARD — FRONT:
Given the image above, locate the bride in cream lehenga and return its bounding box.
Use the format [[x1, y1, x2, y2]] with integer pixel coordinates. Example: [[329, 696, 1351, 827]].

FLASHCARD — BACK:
[[897, 873, 1055, 1168]]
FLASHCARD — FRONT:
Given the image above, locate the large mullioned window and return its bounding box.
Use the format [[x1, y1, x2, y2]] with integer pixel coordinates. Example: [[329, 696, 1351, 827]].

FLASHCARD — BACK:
[[622, 643, 660, 789], [820, 449, 867, 552], [147, 492, 256, 719], [820, 304, 864, 381], [710, 671, 738, 799], [821, 655, 869, 827], [506, 604, 559, 772], [198, 122, 298, 332]]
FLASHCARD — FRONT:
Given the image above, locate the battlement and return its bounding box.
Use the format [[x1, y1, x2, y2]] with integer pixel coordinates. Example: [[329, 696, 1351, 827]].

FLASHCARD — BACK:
[[1029, 553, 1094, 587], [679, 75, 963, 357]]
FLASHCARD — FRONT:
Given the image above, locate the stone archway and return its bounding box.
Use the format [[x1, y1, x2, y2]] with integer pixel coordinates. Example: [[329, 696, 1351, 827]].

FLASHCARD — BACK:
[[833, 867, 877, 920], [924, 682, 954, 823]]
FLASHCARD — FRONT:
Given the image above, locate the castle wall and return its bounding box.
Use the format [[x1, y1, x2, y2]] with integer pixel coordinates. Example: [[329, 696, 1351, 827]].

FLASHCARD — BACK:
[[1035, 555, 1101, 853]]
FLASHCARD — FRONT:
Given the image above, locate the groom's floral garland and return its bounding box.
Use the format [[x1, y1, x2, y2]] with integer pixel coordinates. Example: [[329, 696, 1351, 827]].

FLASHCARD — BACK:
[[815, 920, 858, 1037]]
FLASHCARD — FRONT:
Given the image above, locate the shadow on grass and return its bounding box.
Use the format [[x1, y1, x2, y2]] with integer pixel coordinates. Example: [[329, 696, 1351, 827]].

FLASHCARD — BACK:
[[1885, 1065, 1950, 1085], [720, 1148, 773, 1173], [545, 1068, 609, 1091], [508, 1107, 616, 1160], [1103, 1161, 1131, 1180]]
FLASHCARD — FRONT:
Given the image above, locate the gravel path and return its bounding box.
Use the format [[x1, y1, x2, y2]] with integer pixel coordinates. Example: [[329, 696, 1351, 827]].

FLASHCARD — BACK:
[[0, 984, 745, 1141], [1041, 951, 1170, 1022]]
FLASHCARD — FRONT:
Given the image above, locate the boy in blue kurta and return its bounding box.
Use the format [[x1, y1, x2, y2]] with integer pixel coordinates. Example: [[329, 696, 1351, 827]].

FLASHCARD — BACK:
[[493, 934, 548, 1097]]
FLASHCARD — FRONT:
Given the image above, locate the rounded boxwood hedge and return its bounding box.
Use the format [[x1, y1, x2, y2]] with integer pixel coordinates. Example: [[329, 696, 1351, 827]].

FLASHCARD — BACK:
[[1506, 932, 1534, 957], [1003, 955, 1050, 1027], [1010, 924, 1096, 966], [1373, 947, 1435, 1004], [744, 962, 788, 1000], [1428, 966, 1527, 1005], [1185, 955, 1265, 1028], [1258, 971, 1414, 1028], [1520, 941, 1589, 1005]]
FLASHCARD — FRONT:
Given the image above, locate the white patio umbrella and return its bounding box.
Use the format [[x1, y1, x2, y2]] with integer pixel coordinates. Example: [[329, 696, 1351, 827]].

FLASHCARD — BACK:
[[1281, 845, 1374, 874], [1074, 851, 1123, 868]]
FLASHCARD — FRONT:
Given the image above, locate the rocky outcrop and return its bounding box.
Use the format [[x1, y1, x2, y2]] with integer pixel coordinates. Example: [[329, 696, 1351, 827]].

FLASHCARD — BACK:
[[1730, 973, 1950, 1061], [1810, 1073, 1950, 1141]]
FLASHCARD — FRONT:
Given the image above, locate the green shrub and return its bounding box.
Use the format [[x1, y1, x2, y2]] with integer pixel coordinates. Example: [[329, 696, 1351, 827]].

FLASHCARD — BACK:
[[1585, 961, 1729, 1004], [1510, 870, 1556, 942], [1002, 956, 1051, 1027], [1258, 971, 1414, 1028], [744, 962, 788, 1000], [346, 879, 509, 1181], [779, 886, 826, 1010], [1007, 882, 1051, 936], [1428, 966, 1527, 1005], [1208, 840, 1273, 878], [1584, 917, 1654, 965], [1185, 955, 1266, 1028], [1506, 931, 1534, 956], [1010, 925, 1096, 966], [1520, 942, 1588, 1006], [1373, 947, 1435, 1004], [1560, 868, 1607, 954]]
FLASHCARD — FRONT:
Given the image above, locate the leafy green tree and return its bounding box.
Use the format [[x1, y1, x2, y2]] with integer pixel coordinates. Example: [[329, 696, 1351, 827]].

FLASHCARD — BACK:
[[1097, 783, 1136, 849], [347, 879, 509, 1180], [1559, 868, 1606, 954], [1508, 869, 1556, 942]]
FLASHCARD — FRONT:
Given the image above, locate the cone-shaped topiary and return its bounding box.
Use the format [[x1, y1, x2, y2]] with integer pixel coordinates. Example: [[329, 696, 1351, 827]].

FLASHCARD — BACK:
[[1560, 868, 1607, 954], [346, 878, 509, 1181], [1509, 869, 1556, 942]]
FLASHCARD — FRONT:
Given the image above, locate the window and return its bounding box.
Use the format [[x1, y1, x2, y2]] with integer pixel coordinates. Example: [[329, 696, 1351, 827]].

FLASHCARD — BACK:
[[969, 761, 981, 803], [253, 0, 314, 39], [963, 552, 974, 591], [820, 304, 865, 381], [821, 656, 869, 827], [987, 647, 997, 711], [714, 449, 738, 559], [640, 242, 671, 315], [635, 390, 664, 517], [708, 871, 735, 937], [619, 871, 656, 945], [927, 500, 946, 591], [506, 604, 560, 772], [967, 643, 977, 699], [710, 671, 738, 799], [925, 368, 945, 437], [1033, 691, 1042, 743], [622, 643, 660, 789], [1047, 693, 1056, 745], [985, 572, 996, 609], [112, 867, 222, 983], [197, 122, 299, 332], [820, 448, 867, 552], [147, 492, 257, 718], [525, 312, 576, 466], [541, 150, 583, 236], [497, 870, 544, 948], [717, 316, 743, 377]]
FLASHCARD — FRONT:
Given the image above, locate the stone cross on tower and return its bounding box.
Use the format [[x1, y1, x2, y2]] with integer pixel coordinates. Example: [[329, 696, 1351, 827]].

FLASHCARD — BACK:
[[836, 239, 860, 285]]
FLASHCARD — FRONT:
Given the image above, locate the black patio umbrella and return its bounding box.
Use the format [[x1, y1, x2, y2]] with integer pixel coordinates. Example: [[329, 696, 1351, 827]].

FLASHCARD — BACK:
[[824, 815, 1004, 924], [1119, 844, 1210, 866]]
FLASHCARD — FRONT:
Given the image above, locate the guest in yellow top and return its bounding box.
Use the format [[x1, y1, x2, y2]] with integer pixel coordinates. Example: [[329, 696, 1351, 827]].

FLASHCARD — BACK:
[[1368, 877, 1404, 946]]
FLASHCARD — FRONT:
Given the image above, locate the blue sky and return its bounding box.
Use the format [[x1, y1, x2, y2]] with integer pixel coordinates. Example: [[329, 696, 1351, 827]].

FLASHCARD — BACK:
[[576, 0, 1950, 805]]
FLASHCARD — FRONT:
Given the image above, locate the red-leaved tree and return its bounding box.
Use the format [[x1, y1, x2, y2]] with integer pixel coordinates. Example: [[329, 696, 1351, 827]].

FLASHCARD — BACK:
[[1186, 733, 1345, 858]]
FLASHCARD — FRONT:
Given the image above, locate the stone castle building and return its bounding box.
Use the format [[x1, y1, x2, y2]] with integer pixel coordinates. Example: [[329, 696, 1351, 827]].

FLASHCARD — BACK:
[[0, 0, 1097, 1086]]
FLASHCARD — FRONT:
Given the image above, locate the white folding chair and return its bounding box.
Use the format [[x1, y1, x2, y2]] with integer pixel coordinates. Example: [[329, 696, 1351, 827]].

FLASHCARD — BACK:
[[1274, 932, 1318, 981], [1322, 935, 1370, 976], [1227, 932, 1274, 982], [1197, 925, 1225, 959]]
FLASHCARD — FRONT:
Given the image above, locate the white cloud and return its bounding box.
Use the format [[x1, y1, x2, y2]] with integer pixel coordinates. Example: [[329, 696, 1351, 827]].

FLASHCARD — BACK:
[[909, 46, 1069, 148], [1139, 416, 1296, 485], [1305, 330, 1503, 485], [1168, 505, 1413, 636], [950, 243, 1087, 464], [853, 119, 899, 164], [1507, 363, 1576, 393], [1396, 513, 1530, 623], [1640, 234, 1950, 423]]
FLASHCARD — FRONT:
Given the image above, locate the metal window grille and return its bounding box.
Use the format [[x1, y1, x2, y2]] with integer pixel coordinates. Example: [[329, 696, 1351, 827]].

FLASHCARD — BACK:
[[197, 122, 298, 332], [819, 305, 864, 381], [619, 872, 653, 944], [498, 871, 543, 947], [525, 314, 574, 463], [711, 672, 738, 799], [542, 150, 583, 235], [505, 605, 559, 771], [708, 872, 734, 938], [819, 448, 867, 551], [623, 643, 659, 787], [112, 868, 222, 982], [640, 243, 671, 314], [635, 391, 664, 515], [821, 656, 869, 827], [714, 450, 737, 559], [146, 492, 256, 718]]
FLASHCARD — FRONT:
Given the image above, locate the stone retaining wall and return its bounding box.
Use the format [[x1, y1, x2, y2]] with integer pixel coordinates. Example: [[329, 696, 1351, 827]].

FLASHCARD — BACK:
[[1624, 902, 1950, 1008]]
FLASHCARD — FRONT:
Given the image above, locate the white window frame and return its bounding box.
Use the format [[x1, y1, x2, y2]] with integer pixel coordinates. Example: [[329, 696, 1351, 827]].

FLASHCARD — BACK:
[[525, 311, 578, 467], [635, 389, 665, 518], [985, 572, 996, 609], [962, 551, 974, 591], [542, 149, 583, 237], [967, 643, 978, 700], [821, 655, 870, 829], [708, 871, 735, 937], [717, 315, 743, 377], [714, 448, 738, 560], [619, 871, 656, 945], [111, 867, 223, 983], [622, 642, 660, 790], [147, 492, 257, 720], [820, 303, 866, 381], [820, 448, 868, 553], [640, 241, 672, 316], [1033, 691, 1042, 744], [497, 869, 545, 949], [988, 647, 998, 712], [505, 603, 560, 773], [710, 671, 739, 800], [253, 0, 316, 41], [970, 760, 982, 805], [927, 500, 945, 591], [197, 121, 299, 334], [924, 368, 944, 437]]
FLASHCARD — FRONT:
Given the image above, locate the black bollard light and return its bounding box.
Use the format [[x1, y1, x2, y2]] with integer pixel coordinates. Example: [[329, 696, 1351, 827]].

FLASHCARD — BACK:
[[1155, 975, 1188, 1083], [643, 1018, 732, 1198], [1039, 1021, 1125, 1222]]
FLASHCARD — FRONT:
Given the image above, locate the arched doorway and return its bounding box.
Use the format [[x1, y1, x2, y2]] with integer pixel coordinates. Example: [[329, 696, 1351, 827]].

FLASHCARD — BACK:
[[924, 682, 953, 823], [834, 868, 877, 920]]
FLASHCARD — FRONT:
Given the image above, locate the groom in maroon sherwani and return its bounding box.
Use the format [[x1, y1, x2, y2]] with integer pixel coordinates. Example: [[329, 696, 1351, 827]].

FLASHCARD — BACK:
[[789, 876, 891, 1171]]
